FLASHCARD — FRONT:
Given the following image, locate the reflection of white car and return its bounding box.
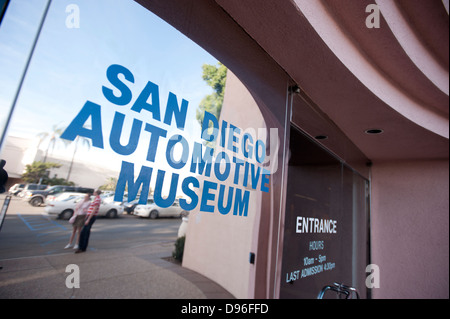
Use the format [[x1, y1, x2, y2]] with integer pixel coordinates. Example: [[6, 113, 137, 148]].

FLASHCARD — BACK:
[[133, 200, 185, 219], [45, 195, 124, 219], [45, 192, 85, 203]]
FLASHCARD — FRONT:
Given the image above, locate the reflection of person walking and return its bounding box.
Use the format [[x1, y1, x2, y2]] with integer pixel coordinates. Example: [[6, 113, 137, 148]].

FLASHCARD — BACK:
[[65, 193, 91, 250], [75, 190, 101, 253]]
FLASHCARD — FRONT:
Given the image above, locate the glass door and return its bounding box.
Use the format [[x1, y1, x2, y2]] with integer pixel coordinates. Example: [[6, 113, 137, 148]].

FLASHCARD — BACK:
[[279, 125, 370, 299]]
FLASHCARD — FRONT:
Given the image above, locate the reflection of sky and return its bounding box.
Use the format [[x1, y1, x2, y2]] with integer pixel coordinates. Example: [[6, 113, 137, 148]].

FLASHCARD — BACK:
[[0, 0, 219, 189]]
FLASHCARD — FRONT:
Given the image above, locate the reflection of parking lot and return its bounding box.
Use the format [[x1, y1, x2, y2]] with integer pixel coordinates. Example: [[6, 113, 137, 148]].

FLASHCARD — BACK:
[[17, 213, 68, 232], [0, 194, 181, 259]]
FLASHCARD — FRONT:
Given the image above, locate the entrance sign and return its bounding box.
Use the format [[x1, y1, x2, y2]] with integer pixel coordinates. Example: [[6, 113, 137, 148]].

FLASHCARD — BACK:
[[296, 216, 337, 234]]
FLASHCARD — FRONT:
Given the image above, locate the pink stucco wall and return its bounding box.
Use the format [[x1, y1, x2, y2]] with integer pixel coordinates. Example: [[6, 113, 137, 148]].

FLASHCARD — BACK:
[[371, 160, 449, 298], [182, 71, 267, 298]]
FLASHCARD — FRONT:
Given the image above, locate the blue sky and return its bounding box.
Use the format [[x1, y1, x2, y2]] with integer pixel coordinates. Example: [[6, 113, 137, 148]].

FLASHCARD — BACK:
[[0, 0, 219, 180]]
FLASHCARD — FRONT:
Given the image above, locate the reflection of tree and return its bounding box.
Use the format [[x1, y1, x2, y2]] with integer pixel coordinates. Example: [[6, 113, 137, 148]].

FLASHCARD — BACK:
[[37, 125, 91, 182], [21, 161, 61, 184], [37, 125, 70, 163], [22, 161, 74, 185], [99, 177, 117, 191], [66, 135, 91, 181], [196, 62, 227, 127], [99, 177, 154, 196]]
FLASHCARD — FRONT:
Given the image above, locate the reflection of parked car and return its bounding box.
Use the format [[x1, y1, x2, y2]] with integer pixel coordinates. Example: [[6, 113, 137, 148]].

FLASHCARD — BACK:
[[18, 184, 48, 197], [124, 198, 153, 214], [25, 185, 94, 207], [45, 195, 123, 219], [124, 199, 139, 214], [8, 183, 25, 196], [45, 192, 85, 204], [133, 200, 185, 219]]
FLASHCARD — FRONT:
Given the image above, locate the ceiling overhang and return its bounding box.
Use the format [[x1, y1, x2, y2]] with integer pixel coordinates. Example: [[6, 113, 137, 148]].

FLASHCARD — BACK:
[[137, 0, 449, 162]]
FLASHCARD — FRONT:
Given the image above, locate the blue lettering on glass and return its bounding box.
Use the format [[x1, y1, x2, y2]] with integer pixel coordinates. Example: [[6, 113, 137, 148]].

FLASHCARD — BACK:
[[233, 157, 245, 185], [61, 64, 272, 217], [180, 177, 199, 211], [201, 111, 219, 142], [227, 124, 240, 153], [214, 151, 231, 182], [261, 169, 270, 193], [164, 92, 188, 130], [166, 134, 189, 169], [190, 142, 213, 177], [242, 133, 253, 159], [131, 80, 161, 121], [255, 139, 266, 164], [102, 64, 134, 106], [115, 161, 152, 205], [144, 123, 167, 162], [220, 120, 228, 148], [153, 170, 179, 208], [61, 101, 104, 148], [200, 181, 217, 213], [233, 188, 250, 217], [218, 184, 233, 215], [250, 163, 261, 189], [109, 112, 142, 155]]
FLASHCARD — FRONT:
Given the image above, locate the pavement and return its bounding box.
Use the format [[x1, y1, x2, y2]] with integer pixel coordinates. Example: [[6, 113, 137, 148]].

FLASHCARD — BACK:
[[0, 241, 235, 299]]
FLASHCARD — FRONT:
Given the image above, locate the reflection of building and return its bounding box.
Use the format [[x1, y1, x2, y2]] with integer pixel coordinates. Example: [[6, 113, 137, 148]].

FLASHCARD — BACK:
[[0, 135, 118, 189], [138, 0, 449, 299], [0, 136, 40, 187]]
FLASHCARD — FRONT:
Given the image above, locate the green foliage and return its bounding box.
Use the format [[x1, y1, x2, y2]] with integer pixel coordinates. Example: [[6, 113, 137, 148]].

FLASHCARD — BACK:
[[45, 176, 75, 186], [21, 161, 61, 184], [172, 236, 186, 262], [99, 177, 118, 191], [21, 161, 74, 185], [196, 62, 227, 127]]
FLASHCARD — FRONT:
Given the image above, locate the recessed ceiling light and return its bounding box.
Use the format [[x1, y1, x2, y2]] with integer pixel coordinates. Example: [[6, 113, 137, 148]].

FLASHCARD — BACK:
[[315, 135, 328, 140], [365, 129, 384, 135]]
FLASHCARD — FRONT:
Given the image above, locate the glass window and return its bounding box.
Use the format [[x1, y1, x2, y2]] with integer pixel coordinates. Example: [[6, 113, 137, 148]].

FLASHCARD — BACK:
[[1, 0, 354, 300], [280, 126, 369, 299]]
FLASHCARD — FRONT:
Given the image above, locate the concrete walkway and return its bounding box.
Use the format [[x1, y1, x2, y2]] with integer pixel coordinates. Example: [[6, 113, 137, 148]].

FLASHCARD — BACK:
[[0, 241, 234, 299]]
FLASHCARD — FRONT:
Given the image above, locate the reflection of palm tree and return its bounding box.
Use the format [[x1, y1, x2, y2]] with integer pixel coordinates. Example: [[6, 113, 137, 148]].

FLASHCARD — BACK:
[[66, 135, 91, 181], [100, 177, 118, 191], [37, 125, 70, 163]]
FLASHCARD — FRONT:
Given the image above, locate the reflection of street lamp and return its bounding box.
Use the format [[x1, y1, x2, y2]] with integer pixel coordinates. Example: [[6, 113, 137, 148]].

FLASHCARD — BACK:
[[0, 0, 53, 150]]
